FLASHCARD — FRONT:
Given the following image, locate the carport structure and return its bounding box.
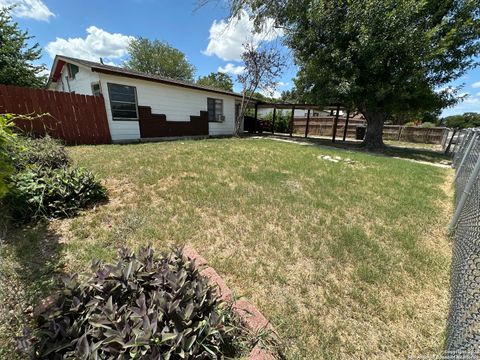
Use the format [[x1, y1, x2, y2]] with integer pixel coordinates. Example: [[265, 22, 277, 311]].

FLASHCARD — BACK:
[[250, 101, 357, 143]]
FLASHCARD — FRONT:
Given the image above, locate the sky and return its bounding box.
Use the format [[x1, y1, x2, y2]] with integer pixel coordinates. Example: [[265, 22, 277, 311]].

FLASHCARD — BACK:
[[2, 0, 480, 117]]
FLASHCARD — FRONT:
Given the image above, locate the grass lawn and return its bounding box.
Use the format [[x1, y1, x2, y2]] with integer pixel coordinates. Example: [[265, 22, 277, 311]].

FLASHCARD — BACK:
[[266, 134, 451, 165], [384, 140, 443, 151], [0, 138, 452, 359]]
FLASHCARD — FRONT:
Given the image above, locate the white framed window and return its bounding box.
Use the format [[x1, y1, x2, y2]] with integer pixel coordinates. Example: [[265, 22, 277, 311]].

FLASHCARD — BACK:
[[207, 98, 224, 122], [67, 64, 79, 79], [91, 82, 102, 96], [107, 83, 139, 121]]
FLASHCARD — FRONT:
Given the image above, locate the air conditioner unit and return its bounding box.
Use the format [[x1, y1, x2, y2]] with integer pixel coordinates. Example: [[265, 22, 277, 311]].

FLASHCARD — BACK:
[[217, 115, 225, 122]]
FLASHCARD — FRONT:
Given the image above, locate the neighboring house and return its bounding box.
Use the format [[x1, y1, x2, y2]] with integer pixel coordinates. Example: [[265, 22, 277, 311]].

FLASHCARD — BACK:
[[47, 55, 243, 142]]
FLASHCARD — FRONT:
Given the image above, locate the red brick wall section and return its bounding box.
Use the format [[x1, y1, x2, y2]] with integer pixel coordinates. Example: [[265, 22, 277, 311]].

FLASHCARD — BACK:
[[199, 267, 233, 302], [138, 106, 209, 138], [182, 245, 278, 360]]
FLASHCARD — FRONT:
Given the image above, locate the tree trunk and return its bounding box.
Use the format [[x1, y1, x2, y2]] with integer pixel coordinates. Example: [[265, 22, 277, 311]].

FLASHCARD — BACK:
[[362, 110, 386, 149], [234, 115, 242, 136]]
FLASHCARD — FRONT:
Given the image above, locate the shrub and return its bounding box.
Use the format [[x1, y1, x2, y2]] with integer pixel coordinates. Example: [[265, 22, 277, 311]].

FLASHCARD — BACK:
[[30, 247, 243, 359], [7, 136, 69, 171], [261, 110, 291, 133], [1, 116, 107, 221], [404, 121, 415, 127], [0, 114, 18, 197], [6, 165, 107, 220], [419, 122, 435, 128]]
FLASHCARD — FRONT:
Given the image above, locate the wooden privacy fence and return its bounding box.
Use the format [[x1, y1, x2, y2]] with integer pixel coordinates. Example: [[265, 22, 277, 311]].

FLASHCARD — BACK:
[[0, 85, 111, 145], [382, 125, 445, 144], [293, 117, 446, 144], [293, 117, 365, 139]]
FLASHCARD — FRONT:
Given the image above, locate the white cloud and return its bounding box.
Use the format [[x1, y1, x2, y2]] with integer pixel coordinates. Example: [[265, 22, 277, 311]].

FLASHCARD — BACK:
[[267, 90, 282, 98], [471, 81, 480, 88], [0, 0, 54, 21], [203, 10, 283, 61], [441, 90, 480, 116], [37, 68, 50, 77], [436, 86, 456, 94], [218, 63, 245, 75], [259, 84, 281, 99], [45, 26, 134, 62], [260, 88, 281, 99], [258, 81, 289, 98], [464, 97, 480, 105]]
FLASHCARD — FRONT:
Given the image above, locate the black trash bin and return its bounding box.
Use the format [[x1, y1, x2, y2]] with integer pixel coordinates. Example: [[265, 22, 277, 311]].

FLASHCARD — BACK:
[[356, 126, 366, 140]]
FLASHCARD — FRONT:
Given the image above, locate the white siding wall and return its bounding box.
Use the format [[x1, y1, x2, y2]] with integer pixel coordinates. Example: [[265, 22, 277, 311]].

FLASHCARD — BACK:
[[98, 73, 236, 141], [54, 64, 99, 95]]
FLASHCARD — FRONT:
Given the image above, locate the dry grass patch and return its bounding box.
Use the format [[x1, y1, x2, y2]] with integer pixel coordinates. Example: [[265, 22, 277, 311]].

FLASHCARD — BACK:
[[0, 138, 452, 359]]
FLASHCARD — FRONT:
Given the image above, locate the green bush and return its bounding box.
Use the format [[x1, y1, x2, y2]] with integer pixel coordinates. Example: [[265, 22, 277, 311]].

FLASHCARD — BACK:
[[261, 110, 291, 133], [6, 165, 107, 220], [0, 114, 18, 198], [419, 122, 435, 128], [2, 131, 107, 221], [30, 247, 243, 359], [7, 136, 69, 171], [404, 121, 415, 127]]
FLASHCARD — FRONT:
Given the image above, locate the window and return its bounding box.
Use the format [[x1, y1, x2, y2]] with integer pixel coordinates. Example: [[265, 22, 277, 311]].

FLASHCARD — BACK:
[[207, 98, 224, 122], [67, 64, 79, 79], [107, 83, 138, 120], [91, 82, 102, 96]]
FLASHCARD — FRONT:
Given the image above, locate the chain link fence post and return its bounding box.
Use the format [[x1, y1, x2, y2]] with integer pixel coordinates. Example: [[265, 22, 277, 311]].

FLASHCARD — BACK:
[[453, 130, 471, 168], [450, 130, 463, 158], [454, 132, 478, 181]]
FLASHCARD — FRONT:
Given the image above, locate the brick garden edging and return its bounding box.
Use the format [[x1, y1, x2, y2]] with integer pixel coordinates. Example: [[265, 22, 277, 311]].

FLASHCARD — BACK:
[[183, 246, 277, 360]]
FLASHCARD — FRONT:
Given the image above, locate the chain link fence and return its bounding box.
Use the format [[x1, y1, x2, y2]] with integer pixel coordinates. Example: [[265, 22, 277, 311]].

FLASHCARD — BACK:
[[447, 128, 480, 355]]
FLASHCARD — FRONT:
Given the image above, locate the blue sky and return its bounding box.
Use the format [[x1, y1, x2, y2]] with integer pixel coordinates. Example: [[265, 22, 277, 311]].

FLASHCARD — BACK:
[[3, 0, 480, 117]]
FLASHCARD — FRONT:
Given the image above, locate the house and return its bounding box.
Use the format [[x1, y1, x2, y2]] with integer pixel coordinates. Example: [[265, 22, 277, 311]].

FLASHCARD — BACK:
[[47, 55, 243, 142]]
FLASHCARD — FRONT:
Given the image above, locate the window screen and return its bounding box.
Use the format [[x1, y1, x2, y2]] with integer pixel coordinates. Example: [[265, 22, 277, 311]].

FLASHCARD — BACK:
[[68, 64, 79, 79], [207, 98, 223, 122], [91, 83, 101, 96], [107, 83, 138, 120]]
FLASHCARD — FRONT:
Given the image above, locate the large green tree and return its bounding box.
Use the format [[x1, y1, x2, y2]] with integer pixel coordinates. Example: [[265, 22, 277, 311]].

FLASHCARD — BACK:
[[196, 72, 234, 91], [0, 7, 46, 88], [443, 112, 480, 129], [280, 88, 301, 103], [228, 0, 480, 148], [125, 38, 196, 81]]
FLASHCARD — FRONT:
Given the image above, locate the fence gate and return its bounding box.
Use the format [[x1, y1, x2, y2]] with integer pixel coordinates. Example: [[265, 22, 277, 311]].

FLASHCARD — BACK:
[[0, 84, 111, 145]]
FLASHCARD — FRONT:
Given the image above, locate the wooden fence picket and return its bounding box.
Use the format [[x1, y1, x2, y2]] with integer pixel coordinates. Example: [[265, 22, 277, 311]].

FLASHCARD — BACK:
[[0, 84, 111, 145]]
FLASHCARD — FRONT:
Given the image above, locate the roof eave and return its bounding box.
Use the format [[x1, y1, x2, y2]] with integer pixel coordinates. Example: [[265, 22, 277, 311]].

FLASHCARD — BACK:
[[46, 55, 61, 89], [90, 67, 243, 99]]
